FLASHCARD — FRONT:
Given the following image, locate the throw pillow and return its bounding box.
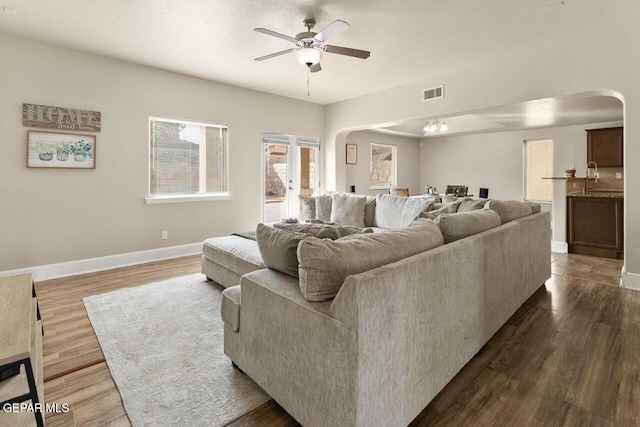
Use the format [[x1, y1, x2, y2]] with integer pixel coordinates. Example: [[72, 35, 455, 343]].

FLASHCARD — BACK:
[[485, 200, 533, 224], [297, 218, 444, 301], [298, 195, 316, 222], [457, 198, 489, 213], [435, 210, 501, 244], [364, 196, 376, 227], [256, 223, 307, 278], [273, 222, 341, 240], [315, 194, 333, 221], [374, 193, 434, 229], [524, 201, 542, 213], [330, 193, 366, 227], [418, 201, 460, 220]]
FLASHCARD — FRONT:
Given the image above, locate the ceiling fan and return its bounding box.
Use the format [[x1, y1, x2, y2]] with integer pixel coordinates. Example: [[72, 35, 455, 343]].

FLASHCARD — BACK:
[[254, 18, 370, 72]]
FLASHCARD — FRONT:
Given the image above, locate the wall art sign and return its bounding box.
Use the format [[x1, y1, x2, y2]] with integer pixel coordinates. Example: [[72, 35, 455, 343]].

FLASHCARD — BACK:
[[27, 131, 96, 169], [23, 103, 101, 132]]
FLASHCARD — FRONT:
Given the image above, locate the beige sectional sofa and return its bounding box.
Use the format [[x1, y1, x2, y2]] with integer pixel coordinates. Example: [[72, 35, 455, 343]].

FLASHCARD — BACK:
[[204, 193, 551, 426]]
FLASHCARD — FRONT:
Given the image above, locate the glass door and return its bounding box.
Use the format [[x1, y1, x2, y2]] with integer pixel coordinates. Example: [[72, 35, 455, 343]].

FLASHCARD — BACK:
[[262, 134, 320, 223], [263, 142, 291, 224]]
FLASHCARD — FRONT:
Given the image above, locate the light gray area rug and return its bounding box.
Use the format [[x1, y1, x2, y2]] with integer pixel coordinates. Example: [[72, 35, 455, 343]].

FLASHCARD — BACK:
[[83, 273, 269, 427]]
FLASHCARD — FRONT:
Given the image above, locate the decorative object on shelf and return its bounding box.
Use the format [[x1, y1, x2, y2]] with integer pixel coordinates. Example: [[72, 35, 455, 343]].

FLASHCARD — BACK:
[[27, 131, 96, 169], [423, 119, 448, 133], [23, 103, 101, 132], [564, 166, 576, 178], [346, 144, 357, 164]]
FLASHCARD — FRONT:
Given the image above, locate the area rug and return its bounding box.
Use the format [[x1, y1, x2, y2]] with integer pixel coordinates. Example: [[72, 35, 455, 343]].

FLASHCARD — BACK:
[[83, 274, 270, 427]]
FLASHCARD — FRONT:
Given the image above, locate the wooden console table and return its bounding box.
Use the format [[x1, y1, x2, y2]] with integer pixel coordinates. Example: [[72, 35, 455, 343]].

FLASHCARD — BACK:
[[0, 274, 45, 427]]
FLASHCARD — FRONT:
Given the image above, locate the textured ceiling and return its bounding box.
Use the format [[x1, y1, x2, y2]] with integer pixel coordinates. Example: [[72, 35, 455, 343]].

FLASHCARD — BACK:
[[0, 0, 638, 105]]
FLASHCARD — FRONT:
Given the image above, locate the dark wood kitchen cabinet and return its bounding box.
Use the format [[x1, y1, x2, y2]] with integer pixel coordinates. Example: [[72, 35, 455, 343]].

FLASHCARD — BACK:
[[587, 127, 623, 167], [567, 196, 623, 259]]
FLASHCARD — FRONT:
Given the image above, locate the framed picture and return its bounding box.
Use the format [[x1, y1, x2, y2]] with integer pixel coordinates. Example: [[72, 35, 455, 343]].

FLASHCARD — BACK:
[[27, 131, 96, 169], [346, 144, 357, 164]]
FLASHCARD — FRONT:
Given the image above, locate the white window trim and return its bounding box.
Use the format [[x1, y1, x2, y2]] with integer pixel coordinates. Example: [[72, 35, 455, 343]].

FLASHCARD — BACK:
[[145, 192, 231, 204]]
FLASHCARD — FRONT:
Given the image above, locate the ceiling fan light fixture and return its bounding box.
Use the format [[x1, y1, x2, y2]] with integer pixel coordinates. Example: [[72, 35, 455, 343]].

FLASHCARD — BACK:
[[296, 47, 322, 66]]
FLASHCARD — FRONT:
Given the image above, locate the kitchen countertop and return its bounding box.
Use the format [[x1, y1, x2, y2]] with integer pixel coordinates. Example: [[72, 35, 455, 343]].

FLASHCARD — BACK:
[[567, 191, 624, 198]]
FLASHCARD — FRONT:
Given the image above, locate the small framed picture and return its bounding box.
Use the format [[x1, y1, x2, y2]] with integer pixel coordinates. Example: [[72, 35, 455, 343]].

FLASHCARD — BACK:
[[27, 131, 96, 169], [346, 144, 357, 164]]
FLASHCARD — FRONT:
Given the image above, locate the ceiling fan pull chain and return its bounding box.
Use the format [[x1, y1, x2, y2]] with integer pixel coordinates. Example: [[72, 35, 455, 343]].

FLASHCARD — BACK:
[[307, 66, 310, 96]]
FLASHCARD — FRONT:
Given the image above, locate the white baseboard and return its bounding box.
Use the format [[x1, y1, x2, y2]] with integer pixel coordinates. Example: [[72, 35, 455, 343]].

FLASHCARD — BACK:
[[0, 243, 203, 282], [620, 265, 640, 291], [551, 240, 568, 254]]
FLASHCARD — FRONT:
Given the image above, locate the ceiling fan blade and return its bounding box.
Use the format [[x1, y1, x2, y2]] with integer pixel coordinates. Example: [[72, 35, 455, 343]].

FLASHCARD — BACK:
[[309, 63, 322, 73], [324, 45, 370, 59], [254, 28, 298, 43], [254, 48, 297, 61], [314, 20, 350, 42]]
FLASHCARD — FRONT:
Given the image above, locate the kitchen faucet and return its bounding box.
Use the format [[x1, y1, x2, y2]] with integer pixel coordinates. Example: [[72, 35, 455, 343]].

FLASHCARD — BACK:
[[585, 161, 598, 193]]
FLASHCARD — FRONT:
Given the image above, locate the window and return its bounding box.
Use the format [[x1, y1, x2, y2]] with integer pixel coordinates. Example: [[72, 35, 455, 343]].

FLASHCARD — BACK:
[[524, 139, 553, 202], [148, 117, 228, 202], [370, 143, 397, 189]]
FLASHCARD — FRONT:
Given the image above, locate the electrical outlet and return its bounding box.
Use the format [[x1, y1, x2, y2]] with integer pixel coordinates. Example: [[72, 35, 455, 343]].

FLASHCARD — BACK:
[[161, 231, 168, 240], [616, 172, 623, 179]]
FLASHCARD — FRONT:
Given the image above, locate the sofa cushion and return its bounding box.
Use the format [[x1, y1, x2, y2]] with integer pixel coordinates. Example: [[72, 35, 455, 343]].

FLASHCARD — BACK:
[[330, 193, 366, 227], [485, 200, 533, 224], [435, 209, 502, 244], [299, 195, 316, 221], [457, 198, 488, 213], [202, 236, 264, 276], [221, 285, 241, 332], [297, 218, 444, 301], [256, 223, 308, 278], [374, 194, 434, 229], [315, 194, 333, 221], [364, 196, 376, 227]]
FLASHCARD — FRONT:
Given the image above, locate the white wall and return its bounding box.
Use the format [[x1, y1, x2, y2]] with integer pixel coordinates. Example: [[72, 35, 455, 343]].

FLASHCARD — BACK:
[[419, 121, 624, 246], [0, 35, 324, 273], [344, 131, 420, 196], [324, 21, 640, 289]]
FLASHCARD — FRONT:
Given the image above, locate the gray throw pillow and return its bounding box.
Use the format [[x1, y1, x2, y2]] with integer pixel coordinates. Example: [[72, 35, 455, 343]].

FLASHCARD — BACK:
[[418, 201, 460, 220], [364, 196, 376, 227], [435, 210, 501, 244], [298, 195, 316, 221], [485, 200, 533, 224], [297, 218, 444, 301], [330, 193, 366, 227], [273, 223, 341, 240], [256, 223, 307, 278], [524, 201, 542, 213], [315, 194, 333, 221], [307, 220, 374, 237], [457, 198, 488, 213]]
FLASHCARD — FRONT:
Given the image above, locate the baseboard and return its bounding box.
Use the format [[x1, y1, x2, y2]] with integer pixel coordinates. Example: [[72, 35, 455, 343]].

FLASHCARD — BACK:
[[620, 266, 640, 291], [0, 243, 202, 282], [551, 240, 568, 254]]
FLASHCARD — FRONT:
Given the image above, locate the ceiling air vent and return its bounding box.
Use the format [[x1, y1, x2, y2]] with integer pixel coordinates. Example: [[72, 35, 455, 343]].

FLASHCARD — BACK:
[[422, 85, 444, 101]]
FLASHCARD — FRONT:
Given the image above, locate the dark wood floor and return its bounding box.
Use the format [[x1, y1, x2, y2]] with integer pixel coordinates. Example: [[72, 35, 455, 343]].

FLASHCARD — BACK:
[[35, 253, 638, 426]]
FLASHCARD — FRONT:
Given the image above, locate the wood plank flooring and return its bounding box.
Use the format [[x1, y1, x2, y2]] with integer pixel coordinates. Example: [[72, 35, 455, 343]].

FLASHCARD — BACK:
[[32, 252, 638, 426]]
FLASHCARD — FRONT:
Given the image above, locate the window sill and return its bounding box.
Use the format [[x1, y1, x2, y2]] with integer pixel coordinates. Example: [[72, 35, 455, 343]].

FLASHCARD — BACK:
[[145, 193, 231, 204]]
